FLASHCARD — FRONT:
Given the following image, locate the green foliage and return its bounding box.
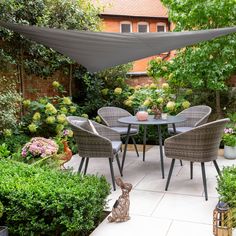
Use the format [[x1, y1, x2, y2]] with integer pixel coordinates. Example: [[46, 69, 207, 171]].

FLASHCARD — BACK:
[[160, 0, 236, 30], [123, 83, 191, 115], [149, 0, 236, 114], [0, 132, 30, 154], [228, 112, 236, 123], [22, 83, 80, 137], [222, 113, 236, 147], [0, 202, 3, 219], [0, 75, 22, 131], [120, 83, 190, 144], [73, 64, 133, 117], [0, 0, 102, 76], [217, 166, 236, 226], [0, 144, 11, 158], [222, 134, 236, 147], [0, 159, 110, 235], [132, 125, 169, 145]]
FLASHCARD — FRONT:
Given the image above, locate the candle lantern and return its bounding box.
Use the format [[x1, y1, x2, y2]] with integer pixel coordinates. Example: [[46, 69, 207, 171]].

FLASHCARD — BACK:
[[213, 201, 232, 236]]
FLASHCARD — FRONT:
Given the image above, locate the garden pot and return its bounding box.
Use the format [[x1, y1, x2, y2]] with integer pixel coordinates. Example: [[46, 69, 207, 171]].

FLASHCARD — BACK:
[[224, 146, 236, 159], [0, 226, 8, 236]]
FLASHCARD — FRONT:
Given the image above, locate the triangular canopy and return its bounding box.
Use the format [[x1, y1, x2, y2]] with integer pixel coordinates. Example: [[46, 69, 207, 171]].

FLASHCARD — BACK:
[[1, 21, 236, 72]]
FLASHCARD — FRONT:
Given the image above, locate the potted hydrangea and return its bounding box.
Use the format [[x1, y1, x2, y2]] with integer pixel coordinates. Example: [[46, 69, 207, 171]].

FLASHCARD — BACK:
[[222, 127, 236, 159]]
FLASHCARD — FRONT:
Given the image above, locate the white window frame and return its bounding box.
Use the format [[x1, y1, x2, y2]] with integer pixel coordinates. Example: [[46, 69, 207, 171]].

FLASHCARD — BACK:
[[120, 21, 132, 33], [137, 22, 149, 33], [156, 22, 167, 32]]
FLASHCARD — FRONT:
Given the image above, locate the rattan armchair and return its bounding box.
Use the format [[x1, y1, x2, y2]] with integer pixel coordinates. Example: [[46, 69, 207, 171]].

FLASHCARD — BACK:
[[168, 105, 212, 134], [98, 107, 139, 157], [67, 116, 122, 191], [165, 118, 229, 201]]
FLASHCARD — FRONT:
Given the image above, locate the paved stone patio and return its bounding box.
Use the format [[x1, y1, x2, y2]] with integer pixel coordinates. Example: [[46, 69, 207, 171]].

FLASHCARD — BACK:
[[65, 145, 236, 236]]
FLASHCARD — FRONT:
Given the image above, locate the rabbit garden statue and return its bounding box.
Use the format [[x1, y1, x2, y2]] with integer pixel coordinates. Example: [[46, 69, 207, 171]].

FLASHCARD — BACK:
[[108, 177, 132, 223]]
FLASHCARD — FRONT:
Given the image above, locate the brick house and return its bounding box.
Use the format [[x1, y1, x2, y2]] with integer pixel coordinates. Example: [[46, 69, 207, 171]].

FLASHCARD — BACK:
[[93, 0, 172, 85]]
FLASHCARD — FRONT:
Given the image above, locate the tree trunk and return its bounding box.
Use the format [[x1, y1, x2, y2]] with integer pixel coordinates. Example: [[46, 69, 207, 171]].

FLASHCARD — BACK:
[[69, 64, 73, 97], [19, 47, 24, 118], [215, 91, 223, 118]]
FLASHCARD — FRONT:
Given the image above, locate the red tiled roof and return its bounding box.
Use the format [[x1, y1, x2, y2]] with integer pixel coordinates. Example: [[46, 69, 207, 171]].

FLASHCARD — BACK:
[[93, 0, 168, 18]]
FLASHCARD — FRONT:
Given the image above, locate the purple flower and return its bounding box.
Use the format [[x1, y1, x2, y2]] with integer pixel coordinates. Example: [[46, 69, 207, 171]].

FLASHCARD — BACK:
[[224, 128, 234, 134], [63, 129, 70, 136]]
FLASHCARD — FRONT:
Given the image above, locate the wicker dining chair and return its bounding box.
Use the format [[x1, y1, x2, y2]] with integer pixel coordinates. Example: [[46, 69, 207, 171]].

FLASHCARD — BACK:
[[67, 116, 122, 191], [164, 118, 230, 201], [168, 105, 212, 134], [98, 107, 139, 157]]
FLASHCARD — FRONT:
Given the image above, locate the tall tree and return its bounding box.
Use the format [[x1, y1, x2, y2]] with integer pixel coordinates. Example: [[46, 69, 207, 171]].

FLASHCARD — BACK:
[[149, 0, 236, 116]]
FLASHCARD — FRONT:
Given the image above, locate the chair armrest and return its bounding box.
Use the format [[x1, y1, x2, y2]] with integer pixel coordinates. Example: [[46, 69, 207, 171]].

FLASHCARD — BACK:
[[91, 121, 121, 141]]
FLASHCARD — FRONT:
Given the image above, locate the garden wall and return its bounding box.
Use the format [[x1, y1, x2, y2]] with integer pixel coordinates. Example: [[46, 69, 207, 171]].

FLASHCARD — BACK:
[[2, 68, 70, 100], [3, 68, 235, 100], [126, 75, 166, 87], [22, 71, 69, 100], [229, 75, 236, 87]]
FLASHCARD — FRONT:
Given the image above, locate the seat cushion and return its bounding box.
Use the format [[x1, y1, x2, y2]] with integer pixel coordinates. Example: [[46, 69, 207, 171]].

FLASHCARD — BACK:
[[111, 127, 138, 135], [112, 141, 122, 154], [168, 127, 193, 134]]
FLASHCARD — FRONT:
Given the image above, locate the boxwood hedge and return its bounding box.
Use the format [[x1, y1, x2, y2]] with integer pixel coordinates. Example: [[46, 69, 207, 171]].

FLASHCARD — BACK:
[[0, 159, 110, 235], [217, 165, 236, 227]]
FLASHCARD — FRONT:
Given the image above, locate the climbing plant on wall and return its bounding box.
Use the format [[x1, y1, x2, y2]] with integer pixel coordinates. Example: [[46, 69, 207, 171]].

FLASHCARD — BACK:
[[0, 0, 103, 97]]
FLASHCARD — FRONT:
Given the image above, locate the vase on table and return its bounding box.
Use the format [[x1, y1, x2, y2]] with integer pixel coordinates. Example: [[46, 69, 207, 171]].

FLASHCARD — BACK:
[[135, 107, 148, 121]]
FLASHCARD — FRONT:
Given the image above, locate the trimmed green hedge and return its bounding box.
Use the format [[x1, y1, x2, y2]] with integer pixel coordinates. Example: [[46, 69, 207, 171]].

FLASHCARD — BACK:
[[217, 166, 236, 227], [0, 159, 110, 235]]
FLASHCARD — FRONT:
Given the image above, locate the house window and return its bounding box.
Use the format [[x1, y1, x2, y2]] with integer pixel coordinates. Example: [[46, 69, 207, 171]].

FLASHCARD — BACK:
[[120, 21, 132, 33], [138, 22, 149, 33], [157, 23, 167, 32]]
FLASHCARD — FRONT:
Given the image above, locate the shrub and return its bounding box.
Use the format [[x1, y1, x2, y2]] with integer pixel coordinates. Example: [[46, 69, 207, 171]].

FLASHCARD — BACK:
[[0, 133, 30, 154], [0, 143, 11, 158], [72, 64, 132, 117], [22, 82, 79, 138], [217, 166, 236, 227], [0, 159, 110, 235], [123, 84, 191, 115], [0, 75, 21, 131]]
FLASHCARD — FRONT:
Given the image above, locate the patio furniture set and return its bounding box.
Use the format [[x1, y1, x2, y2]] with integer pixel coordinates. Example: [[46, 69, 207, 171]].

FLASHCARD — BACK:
[[67, 105, 229, 201]]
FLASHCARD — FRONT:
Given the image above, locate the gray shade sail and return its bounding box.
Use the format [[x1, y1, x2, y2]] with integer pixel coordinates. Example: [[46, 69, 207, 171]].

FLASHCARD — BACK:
[[0, 21, 236, 72]]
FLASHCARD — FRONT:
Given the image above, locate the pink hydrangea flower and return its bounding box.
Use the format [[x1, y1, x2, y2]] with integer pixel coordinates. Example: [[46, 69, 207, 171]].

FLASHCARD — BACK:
[[21, 137, 58, 158]]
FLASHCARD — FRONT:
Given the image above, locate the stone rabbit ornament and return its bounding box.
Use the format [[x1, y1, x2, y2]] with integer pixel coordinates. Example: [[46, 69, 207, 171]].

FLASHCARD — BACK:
[[108, 177, 133, 223]]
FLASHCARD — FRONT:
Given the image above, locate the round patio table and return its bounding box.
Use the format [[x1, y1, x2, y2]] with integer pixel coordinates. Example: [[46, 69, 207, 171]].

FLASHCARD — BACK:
[[118, 115, 186, 179]]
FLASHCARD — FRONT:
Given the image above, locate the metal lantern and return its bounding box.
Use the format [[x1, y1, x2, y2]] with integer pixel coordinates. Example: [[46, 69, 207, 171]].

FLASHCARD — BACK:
[[213, 201, 232, 236]]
